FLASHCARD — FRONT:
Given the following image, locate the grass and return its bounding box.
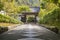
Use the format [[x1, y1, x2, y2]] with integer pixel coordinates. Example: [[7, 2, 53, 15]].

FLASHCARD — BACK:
[[0, 23, 20, 27]]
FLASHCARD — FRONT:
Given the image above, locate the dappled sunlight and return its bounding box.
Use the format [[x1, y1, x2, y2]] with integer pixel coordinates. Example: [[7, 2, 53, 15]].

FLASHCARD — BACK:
[[0, 0, 60, 40]]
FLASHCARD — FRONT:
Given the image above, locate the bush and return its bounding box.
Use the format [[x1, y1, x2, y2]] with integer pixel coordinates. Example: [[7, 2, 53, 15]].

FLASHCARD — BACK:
[[0, 26, 8, 34], [0, 14, 21, 24], [39, 8, 60, 31], [39, 8, 59, 25], [27, 17, 35, 23]]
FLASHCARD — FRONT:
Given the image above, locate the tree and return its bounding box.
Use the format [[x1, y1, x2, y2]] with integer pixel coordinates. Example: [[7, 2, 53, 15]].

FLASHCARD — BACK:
[[18, 5, 30, 13], [0, 2, 3, 11]]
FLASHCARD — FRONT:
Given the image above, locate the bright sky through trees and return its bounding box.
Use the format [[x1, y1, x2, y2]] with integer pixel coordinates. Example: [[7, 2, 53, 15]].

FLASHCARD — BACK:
[[15, 0, 40, 7]]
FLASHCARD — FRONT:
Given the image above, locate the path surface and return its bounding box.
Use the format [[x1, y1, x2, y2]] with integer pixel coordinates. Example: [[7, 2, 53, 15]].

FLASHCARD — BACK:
[[0, 24, 60, 40]]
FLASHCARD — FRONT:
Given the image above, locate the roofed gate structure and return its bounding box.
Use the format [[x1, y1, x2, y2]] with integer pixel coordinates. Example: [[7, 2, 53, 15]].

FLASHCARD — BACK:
[[17, 0, 40, 23], [19, 7, 40, 23]]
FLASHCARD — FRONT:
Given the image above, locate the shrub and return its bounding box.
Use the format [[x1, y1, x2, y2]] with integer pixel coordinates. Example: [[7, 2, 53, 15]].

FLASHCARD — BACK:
[[27, 17, 35, 23], [0, 26, 8, 34], [39, 8, 60, 31], [0, 14, 21, 24]]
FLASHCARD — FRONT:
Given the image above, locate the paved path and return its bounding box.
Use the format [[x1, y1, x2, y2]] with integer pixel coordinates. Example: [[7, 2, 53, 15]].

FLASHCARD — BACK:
[[0, 24, 60, 40]]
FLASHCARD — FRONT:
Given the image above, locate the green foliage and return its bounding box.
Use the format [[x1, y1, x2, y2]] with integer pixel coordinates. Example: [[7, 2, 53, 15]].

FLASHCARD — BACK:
[[18, 5, 30, 13], [39, 8, 60, 28], [39, 0, 60, 30], [0, 2, 4, 11], [52, 0, 58, 4], [40, 2, 46, 9], [27, 17, 34, 23], [39, 2, 58, 19], [0, 14, 20, 24]]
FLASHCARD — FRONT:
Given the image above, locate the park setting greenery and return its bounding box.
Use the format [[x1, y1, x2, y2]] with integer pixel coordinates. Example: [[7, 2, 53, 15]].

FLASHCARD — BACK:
[[0, 0, 60, 33], [38, 0, 60, 30]]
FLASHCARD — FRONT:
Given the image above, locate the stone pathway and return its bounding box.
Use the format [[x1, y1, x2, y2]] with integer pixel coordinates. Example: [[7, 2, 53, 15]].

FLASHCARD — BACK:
[[0, 24, 60, 40]]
